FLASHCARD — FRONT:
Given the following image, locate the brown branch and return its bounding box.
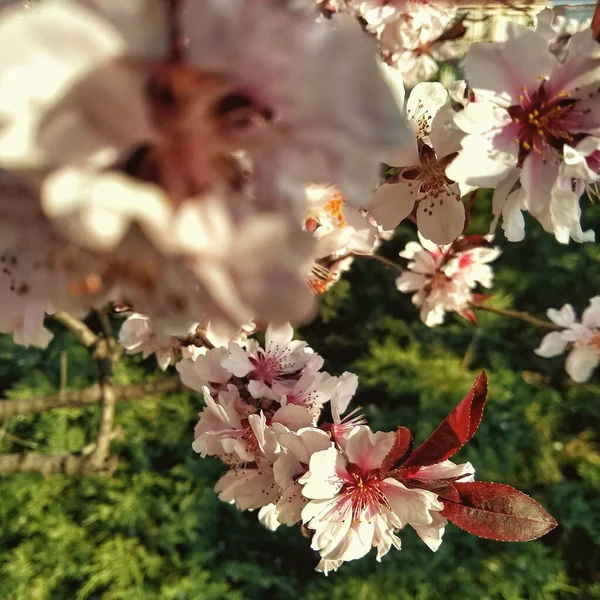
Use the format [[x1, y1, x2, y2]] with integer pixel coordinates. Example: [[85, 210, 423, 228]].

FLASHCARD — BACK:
[[471, 303, 561, 331], [0, 378, 181, 420], [52, 311, 98, 348], [0, 452, 117, 476], [88, 375, 117, 471]]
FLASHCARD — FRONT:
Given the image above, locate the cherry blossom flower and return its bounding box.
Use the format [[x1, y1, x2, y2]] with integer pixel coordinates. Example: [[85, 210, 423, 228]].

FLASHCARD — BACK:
[[535, 297, 600, 382], [446, 23, 600, 243], [214, 460, 280, 511], [371, 80, 466, 245], [375, 3, 458, 88], [119, 312, 203, 370], [268, 427, 332, 527], [299, 425, 456, 572], [177, 347, 233, 395], [304, 185, 378, 260], [192, 385, 312, 464], [396, 234, 500, 326], [221, 323, 312, 390]]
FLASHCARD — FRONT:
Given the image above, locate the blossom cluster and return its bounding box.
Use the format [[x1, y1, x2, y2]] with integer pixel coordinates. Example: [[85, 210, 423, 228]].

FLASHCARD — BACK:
[[0, 0, 597, 354], [396, 233, 500, 326], [175, 324, 556, 573]]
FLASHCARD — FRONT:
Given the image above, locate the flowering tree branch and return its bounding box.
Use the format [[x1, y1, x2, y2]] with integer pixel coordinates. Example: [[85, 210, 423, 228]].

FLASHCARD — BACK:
[[471, 302, 562, 331], [0, 378, 181, 420]]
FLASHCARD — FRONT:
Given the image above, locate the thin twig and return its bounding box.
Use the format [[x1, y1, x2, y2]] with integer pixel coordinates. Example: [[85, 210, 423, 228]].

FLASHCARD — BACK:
[[52, 311, 98, 348], [471, 303, 561, 331], [359, 253, 405, 275]]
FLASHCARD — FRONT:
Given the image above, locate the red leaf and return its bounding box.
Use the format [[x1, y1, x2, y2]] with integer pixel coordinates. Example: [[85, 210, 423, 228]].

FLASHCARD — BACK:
[[452, 234, 488, 254], [403, 478, 461, 502], [471, 293, 493, 305], [459, 308, 478, 325], [441, 482, 557, 542], [380, 427, 412, 477], [402, 371, 488, 468]]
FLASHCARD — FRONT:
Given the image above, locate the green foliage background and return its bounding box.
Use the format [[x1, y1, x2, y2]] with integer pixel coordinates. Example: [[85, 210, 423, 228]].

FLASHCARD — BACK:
[[0, 200, 599, 599]]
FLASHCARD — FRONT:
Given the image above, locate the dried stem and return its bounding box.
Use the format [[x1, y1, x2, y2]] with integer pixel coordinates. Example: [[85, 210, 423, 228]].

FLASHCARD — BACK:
[[0, 378, 181, 420], [471, 303, 561, 331]]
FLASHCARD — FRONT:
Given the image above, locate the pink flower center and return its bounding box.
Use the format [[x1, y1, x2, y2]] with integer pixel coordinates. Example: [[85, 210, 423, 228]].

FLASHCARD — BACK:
[[588, 331, 600, 353], [249, 353, 281, 384], [458, 253, 473, 269], [508, 82, 582, 159], [341, 469, 391, 521]]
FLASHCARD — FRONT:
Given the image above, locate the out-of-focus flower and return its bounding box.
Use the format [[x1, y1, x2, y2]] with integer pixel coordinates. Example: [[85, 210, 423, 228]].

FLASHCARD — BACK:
[[447, 21, 600, 244], [0, 0, 411, 337], [371, 80, 466, 245], [535, 297, 600, 382], [119, 312, 204, 370], [396, 234, 500, 326]]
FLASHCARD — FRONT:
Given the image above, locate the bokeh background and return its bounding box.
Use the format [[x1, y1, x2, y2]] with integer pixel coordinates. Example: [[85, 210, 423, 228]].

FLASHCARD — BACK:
[[0, 195, 598, 599]]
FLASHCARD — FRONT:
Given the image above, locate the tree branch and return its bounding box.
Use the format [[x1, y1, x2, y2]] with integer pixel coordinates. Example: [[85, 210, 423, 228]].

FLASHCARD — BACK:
[[0, 378, 181, 420], [52, 311, 98, 348], [471, 303, 561, 331], [0, 452, 117, 476]]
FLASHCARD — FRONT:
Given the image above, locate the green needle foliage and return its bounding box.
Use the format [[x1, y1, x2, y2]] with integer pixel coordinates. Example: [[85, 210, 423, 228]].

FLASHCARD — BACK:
[[0, 200, 599, 599]]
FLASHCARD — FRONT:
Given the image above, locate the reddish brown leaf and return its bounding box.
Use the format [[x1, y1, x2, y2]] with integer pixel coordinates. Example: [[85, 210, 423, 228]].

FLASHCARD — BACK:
[[459, 308, 478, 325], [452, 234, 488, 254], [441, 482, 557, 542], [402, 371, 488, 468], [437, 16, 467, 42], [402, 478, 460, 502], [593, 1, 600, 42], [380, 427, 412, 477]]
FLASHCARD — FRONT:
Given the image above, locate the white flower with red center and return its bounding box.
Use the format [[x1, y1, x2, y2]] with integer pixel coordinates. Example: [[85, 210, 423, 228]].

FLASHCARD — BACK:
[[299, 425, 445, 572], [446, 24, 600, 244], [395, 234, 500, 327], [221, 323, 312, 389], [371, 80, 467, 245], [535, 296, 600, 383], [270, 368, 338, 423]]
